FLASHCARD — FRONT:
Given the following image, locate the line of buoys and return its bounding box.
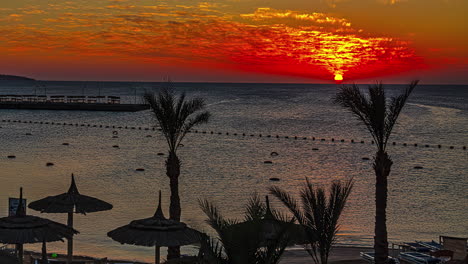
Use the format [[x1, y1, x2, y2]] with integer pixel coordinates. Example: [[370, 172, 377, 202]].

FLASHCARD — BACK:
[[3, 119, 464, 150]]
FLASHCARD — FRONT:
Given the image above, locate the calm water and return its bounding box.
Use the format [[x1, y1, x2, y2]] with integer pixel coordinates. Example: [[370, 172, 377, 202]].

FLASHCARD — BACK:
[[0, 81, 467, 262]]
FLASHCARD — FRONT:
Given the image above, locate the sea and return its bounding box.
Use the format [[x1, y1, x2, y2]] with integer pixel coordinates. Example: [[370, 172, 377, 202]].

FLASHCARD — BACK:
[[0, 81, 467, 262]]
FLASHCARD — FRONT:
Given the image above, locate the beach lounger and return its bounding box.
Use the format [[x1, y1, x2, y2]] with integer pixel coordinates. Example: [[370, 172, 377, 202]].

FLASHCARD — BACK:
[[361, 252, 400, 264], [399, 252, 442, 264], [403, 243, 432, 253], [417, 241, 443, 251]]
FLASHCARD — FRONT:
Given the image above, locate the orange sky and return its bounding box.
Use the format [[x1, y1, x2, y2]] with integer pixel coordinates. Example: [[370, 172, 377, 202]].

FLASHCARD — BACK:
[[0, 0, 467, 83]]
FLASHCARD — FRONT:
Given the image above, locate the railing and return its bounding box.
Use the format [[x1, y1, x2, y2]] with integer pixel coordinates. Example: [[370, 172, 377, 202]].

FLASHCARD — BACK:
[[0, 95, 121, 104]]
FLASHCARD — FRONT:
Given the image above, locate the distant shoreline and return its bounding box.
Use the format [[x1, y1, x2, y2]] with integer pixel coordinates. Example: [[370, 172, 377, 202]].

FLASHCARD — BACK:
[[0, 74, 35, 81]]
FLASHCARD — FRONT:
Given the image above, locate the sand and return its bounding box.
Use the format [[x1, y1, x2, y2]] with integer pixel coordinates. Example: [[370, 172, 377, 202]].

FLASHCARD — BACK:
[[280, 246, 372, 264]]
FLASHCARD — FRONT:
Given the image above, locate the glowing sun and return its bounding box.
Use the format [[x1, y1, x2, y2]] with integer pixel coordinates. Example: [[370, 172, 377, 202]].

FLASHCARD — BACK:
[[334, 74, 343, 81]]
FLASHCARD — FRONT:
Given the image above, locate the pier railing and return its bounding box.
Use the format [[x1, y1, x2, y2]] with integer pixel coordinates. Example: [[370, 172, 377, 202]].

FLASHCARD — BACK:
[[0, 95, 121, 104]]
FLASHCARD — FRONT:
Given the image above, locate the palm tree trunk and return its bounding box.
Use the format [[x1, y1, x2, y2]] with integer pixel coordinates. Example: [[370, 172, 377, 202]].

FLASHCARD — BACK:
[[373, 150, 392, 264], [166, 152, 181, 259]]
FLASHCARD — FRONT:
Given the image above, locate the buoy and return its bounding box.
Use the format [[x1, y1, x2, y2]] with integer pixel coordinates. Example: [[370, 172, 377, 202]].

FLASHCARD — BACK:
[[250, 134, 254, 137], [267, 135, 271, 138], [321, 138, 325, 141], [46, 162, 54, 166], [351, 139, 354, 143], [210, 131, 213, 134], [269, 178, 280, 181], [371, 141, 374, 144], [463, 146, 466, 150], [414, 166, 423, 169], [285, 136, 289, 139], [62, 143, 69, 146], [294, 136, 297, 139], [312, 137, 315, 140], [112, 136, 118, 139], [360, 141, 364, 144], [202, 131, 206, 134], [425, 145, 430, 148], [260, 134, 263, 137], [270, 152, 279, 156], [131, 127, 135, 129], [7, 155, 16, 159], [303, 137, 307, 140], [234, 133, 237, 136], [145, 128, 149, 130], [341, 139, 345, 142], [179, 144, 184, 147], [112, 145, 119, 148], [138, 127, 142, 130], [264, 161, 273, 164], [146, 135, 152, 138], [449, 146, 454, 149], [136, 168, 145, 171], [218, 132, 222, 135], [438, 145, 441, 148], [362, 157, 370, 160], [276, 135, 279, 138], [226, 132, 229, 135], [113, 131, 118, 135], [195, 130, 198, 133], [312, 148, 319, 151], [332, 138, 335, 142], [25, 133, 32, 136], [157, 153, 164, 156], [414, 143, 418, 147]]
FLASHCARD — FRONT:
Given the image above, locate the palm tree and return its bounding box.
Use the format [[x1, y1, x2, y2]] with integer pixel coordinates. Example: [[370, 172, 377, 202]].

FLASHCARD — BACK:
[[333, 81, 418, 264], [144, 83, 210, 259], [270, 178, 354, 264], [198, 194, 294, 264]]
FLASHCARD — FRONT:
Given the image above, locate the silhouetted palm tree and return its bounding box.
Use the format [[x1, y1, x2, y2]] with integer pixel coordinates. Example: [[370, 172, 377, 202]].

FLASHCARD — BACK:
[[144, 84, 210, 259], [198, 194, 294, 264], [333, 81, 418, 264], [270, 179, 354, 264]]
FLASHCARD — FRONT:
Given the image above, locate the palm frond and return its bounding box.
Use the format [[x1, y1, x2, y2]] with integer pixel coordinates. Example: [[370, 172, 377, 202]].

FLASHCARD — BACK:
[[269, 186, 305, 225], [334, 81, 417, 151]]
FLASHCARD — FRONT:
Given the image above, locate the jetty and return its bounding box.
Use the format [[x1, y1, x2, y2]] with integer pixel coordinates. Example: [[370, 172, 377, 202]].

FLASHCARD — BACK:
[[0, 95, 149, 112]]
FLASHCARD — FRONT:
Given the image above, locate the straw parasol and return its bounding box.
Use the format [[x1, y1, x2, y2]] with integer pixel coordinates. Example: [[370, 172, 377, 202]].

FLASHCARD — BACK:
[[227, 196, 307, 246], [28, 174, 113, 264], [107, 191, 201, 264], [0, 188, 78, 264]]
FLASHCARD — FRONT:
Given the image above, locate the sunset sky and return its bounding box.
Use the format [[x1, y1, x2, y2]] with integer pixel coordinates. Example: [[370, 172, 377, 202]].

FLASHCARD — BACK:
[[0, 0, 466, 83]]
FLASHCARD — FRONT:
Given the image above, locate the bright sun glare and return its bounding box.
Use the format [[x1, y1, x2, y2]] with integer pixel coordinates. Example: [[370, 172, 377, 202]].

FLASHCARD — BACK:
[[334, 74, 344, 82]]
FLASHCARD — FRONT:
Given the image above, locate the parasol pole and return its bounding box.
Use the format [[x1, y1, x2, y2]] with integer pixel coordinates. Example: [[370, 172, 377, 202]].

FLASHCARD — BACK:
[[67, 211, 74, 264], [42, 240, 48, 264], [155, 246, 160, 264], [17, 244, 23, 264]]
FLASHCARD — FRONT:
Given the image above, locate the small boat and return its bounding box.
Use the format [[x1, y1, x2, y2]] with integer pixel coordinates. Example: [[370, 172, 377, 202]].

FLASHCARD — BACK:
[[399, 252, 442, 264], [361, 252, 400, 264]]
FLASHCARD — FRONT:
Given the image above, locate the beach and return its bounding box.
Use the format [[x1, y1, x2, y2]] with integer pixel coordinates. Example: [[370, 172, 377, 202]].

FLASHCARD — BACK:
[[1, 82, 467, 262]]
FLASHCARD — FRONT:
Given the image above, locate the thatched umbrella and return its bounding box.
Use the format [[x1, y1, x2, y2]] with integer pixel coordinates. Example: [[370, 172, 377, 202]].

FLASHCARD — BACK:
[[107, 191, 201, 264], [28, 174, 113, 264], [0, 188, 78, 264], [227, 196, 307, 246]]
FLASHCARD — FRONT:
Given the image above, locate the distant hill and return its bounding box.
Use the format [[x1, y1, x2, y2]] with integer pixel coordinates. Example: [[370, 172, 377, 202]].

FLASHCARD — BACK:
[[0, 74, 35, 81]]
